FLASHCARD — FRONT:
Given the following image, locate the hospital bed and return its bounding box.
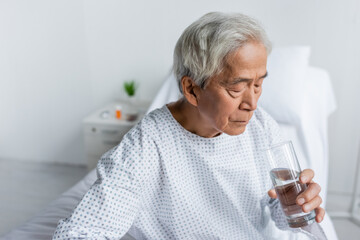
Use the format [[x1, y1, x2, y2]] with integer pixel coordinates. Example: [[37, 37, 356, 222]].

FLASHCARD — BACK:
[[2, 46, 338, 240]]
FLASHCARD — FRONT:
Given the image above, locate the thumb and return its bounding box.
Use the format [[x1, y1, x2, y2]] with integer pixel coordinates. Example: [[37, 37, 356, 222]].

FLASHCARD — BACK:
[[268, 189, 277, 199]]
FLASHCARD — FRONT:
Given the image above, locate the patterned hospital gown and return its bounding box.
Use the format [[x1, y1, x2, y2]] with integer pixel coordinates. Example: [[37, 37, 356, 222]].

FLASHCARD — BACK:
[[53, 105, 326, 240]]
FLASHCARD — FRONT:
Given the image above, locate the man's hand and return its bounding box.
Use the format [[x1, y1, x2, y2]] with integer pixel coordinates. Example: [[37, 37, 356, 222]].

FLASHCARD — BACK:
[[268, 169, 325, 223]]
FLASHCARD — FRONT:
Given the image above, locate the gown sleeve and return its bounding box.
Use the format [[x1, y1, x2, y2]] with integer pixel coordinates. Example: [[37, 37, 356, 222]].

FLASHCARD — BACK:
[[52, 122, 160, 240]]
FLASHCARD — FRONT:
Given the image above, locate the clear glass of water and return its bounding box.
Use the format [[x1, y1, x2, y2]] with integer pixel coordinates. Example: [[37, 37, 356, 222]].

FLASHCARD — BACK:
[[265, 141, 316, 228]]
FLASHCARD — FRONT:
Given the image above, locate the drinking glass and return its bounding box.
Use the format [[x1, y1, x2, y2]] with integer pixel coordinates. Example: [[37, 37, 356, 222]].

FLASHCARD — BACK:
[[264, 141, 316, 228]]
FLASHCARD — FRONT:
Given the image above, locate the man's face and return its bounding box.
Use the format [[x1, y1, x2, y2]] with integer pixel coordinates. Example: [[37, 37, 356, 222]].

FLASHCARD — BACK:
[[196, 41, 268, 136]]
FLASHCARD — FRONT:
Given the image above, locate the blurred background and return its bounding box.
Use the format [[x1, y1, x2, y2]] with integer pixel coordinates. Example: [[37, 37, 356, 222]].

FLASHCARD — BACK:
[[0, 0, 359, 239]]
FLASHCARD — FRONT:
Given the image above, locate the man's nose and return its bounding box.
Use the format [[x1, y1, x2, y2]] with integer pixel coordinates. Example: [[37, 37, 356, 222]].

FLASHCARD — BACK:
[[240, 87, 258, 111]]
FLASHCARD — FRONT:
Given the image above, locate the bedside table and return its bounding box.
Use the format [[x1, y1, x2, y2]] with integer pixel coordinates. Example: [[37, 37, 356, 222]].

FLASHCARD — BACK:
[[83, 101, 149, 170]]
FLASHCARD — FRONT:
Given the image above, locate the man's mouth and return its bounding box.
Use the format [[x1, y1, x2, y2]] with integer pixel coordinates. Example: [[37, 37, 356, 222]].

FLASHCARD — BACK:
[[232, 120, 248, 124]]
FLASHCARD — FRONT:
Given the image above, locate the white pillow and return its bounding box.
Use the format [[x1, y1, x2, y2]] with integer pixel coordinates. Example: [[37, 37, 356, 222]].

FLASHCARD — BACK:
[[147, 72, 181, 114], [259, 46, 311, 124]]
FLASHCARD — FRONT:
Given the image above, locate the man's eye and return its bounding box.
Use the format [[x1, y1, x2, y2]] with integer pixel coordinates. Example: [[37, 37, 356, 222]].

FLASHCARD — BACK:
[[230, 85, 246, 92], [229, 88, 245, 97], [255, 79, 264, 88], [230, 88, 245, 93]]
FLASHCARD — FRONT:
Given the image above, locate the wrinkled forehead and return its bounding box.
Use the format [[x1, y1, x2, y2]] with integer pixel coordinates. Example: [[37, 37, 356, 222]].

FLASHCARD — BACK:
[[226, 44, 267, 72], [226, 42, 268, 66]]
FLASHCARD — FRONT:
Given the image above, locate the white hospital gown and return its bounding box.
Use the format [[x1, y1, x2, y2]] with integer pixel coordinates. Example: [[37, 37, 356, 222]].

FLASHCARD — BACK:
[[53, 105, 326, 240]]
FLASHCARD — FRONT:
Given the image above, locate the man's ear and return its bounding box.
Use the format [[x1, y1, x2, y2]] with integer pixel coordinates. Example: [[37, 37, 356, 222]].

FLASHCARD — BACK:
[[181, 76, 200, 107]]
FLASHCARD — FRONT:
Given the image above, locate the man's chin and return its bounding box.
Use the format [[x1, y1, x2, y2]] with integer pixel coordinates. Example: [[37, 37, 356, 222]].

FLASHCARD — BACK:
[[224, 126, 247, 136]]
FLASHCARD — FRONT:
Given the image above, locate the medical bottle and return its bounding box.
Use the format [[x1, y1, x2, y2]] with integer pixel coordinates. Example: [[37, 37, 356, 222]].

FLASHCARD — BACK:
[[115, 105, 122, 119]]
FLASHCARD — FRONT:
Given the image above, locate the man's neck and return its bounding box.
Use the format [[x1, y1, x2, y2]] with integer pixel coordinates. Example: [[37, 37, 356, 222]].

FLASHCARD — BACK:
[[167, 98, 222, 138]]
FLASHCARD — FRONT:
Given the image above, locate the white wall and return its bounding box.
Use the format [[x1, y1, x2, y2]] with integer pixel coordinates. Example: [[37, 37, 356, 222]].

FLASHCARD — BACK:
[[0, 0, 92, 165], [0, 0, 359, 201]]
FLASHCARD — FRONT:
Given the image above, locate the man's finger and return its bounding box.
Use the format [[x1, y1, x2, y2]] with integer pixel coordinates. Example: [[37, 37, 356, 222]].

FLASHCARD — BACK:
[[296, 182, 321, 205], [268, 189, 277, 199], [315, 207, 325, 223], [300, 169, 314, 183], [301, 196, 322, 213]]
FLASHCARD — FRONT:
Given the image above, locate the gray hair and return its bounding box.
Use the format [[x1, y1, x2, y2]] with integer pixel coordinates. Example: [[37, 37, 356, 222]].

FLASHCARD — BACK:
[[173, 12, 272, 93]]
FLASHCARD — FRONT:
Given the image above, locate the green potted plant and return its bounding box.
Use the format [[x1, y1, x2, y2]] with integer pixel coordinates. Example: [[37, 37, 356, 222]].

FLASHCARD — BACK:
[[123, 80, 137, 98]]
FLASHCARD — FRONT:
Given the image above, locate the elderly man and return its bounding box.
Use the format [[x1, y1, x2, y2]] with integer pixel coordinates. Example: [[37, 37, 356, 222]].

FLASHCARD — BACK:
[[53, 12, 326, 239]]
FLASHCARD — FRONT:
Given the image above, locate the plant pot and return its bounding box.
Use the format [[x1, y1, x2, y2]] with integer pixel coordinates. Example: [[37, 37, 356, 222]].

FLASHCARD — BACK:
[[124, 96, 139, 121]]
